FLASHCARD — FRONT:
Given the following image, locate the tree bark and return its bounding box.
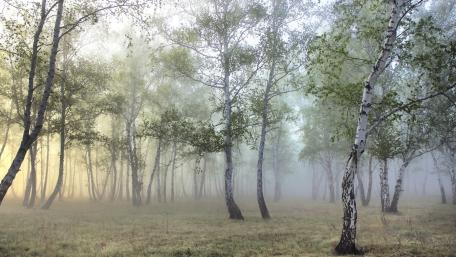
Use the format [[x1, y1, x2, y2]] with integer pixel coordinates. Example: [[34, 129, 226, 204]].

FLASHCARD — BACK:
[[146, 138, 161, 204], [431, 152, 446, 204], [335, 0, 404, 253], [42, 59, 67, 209], [198, 156, 207, 199], [23, 143, 37, 208], [387, 160, 409, 213], [273, 135, 282, 202], [364, 155, 373, 206], [380, 158, 390, 212], [0, 0, 65, 205], [355, 169, 366, 206], [325, 156, 336, 203], [450, 168, 456, 205], [41, 131, 50, 203], [221, 31, 243, 219], [0, 102, 13, 160], [170, 141, 177, 202], [126, 120, 141, 206]]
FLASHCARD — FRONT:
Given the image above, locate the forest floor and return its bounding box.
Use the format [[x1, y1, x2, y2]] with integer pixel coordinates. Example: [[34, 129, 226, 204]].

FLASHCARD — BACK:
[[0, 197, 454, 257]]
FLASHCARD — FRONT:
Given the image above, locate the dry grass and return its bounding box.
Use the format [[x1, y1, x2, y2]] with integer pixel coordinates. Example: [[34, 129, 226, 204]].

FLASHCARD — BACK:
[[0, 197, 454, 257]]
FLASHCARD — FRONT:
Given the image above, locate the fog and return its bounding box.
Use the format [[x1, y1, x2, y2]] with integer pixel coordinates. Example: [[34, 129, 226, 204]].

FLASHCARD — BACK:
[[0, 0, 454, 256]]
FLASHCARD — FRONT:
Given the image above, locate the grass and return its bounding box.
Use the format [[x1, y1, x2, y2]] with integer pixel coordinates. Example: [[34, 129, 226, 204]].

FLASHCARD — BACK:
[[0, 197, 454, 257]]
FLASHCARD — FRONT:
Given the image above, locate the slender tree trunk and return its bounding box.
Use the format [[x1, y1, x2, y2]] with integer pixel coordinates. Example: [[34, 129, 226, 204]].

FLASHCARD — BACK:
[[28, 143, 38, 207], [193, 158, 199, 200], [0, 0, 65, 205], [118, 152, 124, 201], [450, 169, 456, 205], [311, 164, 318, 200], [146, 138, 161, 204], [126, 158, 130, 201], [355, 170, 366, 206], [326, 157, 336, 204], [87, 147, 98, 201], [198, 156, 207, 199], [163, 153, 169, 203], [23, 144, 38, 208], [41, 131, 50, 203], [0, 102, 13, 160], [273, 137, 282, 202], [431, 152, 446, 204], [364, 155, 373, 206], [180, 164, 187, 198], [170, 142, 177, 202], [42, 76, 66, 209], [335, 1, 404, 253], [156, 148, 162, 203], [387, 160, 409, 213], [126, 120, 141, 206], [380, 158, 390, 212], [109, 122, 118, 201], [23, 154, 32, 207], [221, 27, 243, 219]]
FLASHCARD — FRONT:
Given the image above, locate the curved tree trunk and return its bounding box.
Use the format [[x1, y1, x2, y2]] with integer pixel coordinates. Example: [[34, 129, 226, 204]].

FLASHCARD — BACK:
[[335, 0, 404, 253], [387, 160, 409, 213], [222, 32, 243, 220], [146, 138, 161, 204], [42, 71, 66, 209]]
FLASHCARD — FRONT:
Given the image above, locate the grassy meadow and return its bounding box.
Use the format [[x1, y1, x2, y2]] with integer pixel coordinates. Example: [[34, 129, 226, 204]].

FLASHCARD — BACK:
[[0, 197, 454, 257]]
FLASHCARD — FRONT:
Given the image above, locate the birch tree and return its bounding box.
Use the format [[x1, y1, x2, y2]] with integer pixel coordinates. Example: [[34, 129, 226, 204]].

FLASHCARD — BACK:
[[334, 0, 408, 253]]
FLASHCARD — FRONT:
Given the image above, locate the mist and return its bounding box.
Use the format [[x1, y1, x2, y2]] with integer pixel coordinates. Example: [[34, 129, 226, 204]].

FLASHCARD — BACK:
[[0, 0, 454, 256]]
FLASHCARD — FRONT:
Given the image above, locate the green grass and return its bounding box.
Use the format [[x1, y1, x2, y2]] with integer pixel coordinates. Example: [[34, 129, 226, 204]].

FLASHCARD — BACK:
[[0, 198, 454, 257]]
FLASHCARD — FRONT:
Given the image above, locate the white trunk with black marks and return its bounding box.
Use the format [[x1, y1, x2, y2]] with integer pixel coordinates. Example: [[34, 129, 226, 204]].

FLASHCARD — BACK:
[[222, 31, 243, 220], [0, 0, 65, 204], [335, 0, 405, 254]]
